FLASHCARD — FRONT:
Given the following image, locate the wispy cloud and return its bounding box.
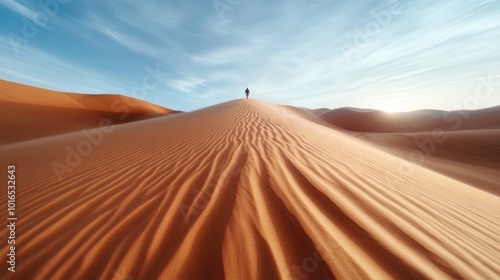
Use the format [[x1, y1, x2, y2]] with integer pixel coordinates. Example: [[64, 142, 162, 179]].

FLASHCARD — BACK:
[[1, 0, 499, 111], [0, 0, 34, 18], [0, 35, 127, 94]]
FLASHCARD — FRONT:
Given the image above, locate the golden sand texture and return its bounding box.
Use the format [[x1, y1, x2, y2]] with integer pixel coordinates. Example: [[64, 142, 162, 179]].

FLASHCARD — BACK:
[[0, 83, 499, 279]]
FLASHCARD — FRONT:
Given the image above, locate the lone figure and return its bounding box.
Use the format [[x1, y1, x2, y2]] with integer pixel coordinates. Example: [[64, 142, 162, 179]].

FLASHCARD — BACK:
[[245, 87, 250, 99]]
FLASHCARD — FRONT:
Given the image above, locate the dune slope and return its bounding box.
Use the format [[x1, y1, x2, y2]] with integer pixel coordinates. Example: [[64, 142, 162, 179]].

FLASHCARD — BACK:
[[318, 106, 500, 132], [0, 80, 179, 145], [1, 99, 499, 279], [317, 105, 500, 194], [357, 129, 500, 195]]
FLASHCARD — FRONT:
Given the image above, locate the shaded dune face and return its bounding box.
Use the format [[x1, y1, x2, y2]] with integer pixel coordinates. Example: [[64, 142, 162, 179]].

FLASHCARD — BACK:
[[318, 106, 500, 132], [316, 105, 500, 195], [0, 80, 179, 145], [1, 98, 499, 280]]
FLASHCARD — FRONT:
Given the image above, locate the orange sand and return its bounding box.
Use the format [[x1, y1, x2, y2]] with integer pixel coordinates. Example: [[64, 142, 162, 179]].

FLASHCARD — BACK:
[[0, 80, 178, 145], [317, 106, 500, 195], [0, 82, 499, 279]]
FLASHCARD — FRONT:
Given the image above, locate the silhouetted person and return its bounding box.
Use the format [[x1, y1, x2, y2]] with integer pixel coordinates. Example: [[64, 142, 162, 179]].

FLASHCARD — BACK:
[[245, 88, 250, 99]]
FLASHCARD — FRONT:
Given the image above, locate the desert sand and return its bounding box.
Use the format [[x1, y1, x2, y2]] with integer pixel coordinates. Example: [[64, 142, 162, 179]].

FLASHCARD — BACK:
[[317, 107, 500, 195], [1, 82, 499, 279], [0, 80, 178, 145], [317, 106, 500, 132]]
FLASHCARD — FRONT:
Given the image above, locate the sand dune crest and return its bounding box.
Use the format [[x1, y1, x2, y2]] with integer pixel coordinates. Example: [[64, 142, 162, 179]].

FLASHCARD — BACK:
[[1, 97, 499, 279]]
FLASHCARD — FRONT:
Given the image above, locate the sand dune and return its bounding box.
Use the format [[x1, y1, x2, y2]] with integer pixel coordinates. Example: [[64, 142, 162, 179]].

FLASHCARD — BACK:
[[1, 94, 499, 279], [356, 129, 500, 195], [316, 105, 500, 195], [318, 106, 500, 132], [0, 80, 179, 145]]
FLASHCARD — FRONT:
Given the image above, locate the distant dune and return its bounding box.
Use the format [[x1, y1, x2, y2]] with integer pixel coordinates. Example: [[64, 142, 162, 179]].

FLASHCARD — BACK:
[[0, 84, 499, 279], [317, 106, 500, 132], [0, 80, 180, 145], [316, 105, 500, 195]]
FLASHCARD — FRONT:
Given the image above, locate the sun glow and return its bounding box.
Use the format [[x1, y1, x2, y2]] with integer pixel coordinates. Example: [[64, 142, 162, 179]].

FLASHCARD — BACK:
[[383, 106, 404, 113], [378, 100, 414, 113]]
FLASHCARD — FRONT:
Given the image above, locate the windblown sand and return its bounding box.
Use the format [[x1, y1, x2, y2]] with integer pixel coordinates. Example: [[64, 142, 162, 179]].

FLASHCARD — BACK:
[[0, 83, 499, 279], [0, 80, 176, 145], [317, 106, 500, 195]]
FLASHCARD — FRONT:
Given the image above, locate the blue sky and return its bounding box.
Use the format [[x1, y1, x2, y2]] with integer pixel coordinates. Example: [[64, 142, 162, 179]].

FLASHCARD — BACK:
[[1, 0, 499, 112]]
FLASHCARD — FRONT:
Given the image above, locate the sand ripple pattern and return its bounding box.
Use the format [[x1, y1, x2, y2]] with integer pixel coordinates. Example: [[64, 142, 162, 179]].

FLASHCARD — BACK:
[[1, 100, 499, 279]]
